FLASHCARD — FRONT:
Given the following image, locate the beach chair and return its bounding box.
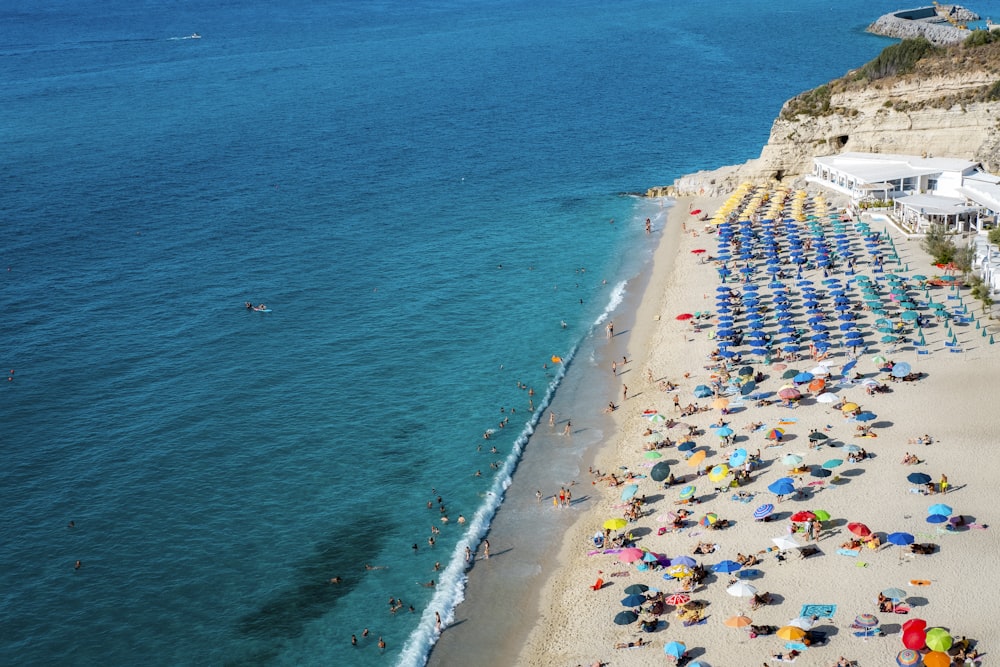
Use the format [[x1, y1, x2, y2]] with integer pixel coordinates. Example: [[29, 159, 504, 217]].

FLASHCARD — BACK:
[[917, 349, 929, 355], [590, 577, 604, 591], [949, 348, 963, 353]]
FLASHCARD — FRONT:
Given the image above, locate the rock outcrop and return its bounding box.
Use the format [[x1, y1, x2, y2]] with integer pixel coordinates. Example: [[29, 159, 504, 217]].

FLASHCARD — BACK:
[[868, 5, 979, 46], [651, 31, 1000, 198]]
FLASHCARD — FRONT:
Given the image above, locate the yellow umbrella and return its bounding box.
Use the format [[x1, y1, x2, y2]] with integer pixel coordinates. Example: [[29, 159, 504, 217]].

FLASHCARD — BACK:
[[686, 450, 706, 468], [708, 464, 729, 482], [712, 397, 729, 410], [666, 564, 693, 578], [724, 615, 752, 628], [603, 518, 627, 531], [840, 402, 859, 412], [776, 626, 807, 641]]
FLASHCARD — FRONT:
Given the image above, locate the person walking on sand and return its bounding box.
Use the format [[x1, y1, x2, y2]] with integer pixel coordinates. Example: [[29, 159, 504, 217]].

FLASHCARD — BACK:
[[623, 385, 628, 401], [607, 321, 614, 339], [549, 411, 556, 429], [482, 540, 490, 559], [563, 420, 572, 437], [674, 394, 681, 412], [611, 360, 617, 375]]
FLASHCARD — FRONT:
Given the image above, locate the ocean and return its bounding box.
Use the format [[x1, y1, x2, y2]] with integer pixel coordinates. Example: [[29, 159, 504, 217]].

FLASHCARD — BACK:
[[2, 0, 992, 665]]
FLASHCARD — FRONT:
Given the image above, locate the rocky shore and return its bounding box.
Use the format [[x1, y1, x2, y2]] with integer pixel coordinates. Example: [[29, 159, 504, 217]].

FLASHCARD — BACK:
[[867, 4, 979, 46]]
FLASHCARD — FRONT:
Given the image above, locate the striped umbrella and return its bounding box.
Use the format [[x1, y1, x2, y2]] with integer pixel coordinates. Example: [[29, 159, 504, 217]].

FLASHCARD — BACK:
[[895, 649, 920, 666], [854, 613, 879, 628], [753, 504, 774, 520]]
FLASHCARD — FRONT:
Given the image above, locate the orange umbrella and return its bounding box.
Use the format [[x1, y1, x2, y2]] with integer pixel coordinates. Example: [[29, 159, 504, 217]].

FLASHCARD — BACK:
[[922, 652, 951, 667], [712, 397, 729, 410], [724, 615, 752, 628], [686, 450, 706, 468], [808, 378, 826, 392]]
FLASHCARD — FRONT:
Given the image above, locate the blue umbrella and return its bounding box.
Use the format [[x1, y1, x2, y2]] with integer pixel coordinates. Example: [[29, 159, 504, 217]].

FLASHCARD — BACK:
[[890, 362, 912, 378], [664, 641, 687, 659], [716, 426, 734, 437], [729, 448, 748, 467], [671, 555, 696, 567], [621, 484, 639, 501], [693, 385, 713, 398], [841, 360, 857, 376], [907, 472, 931, 484], [753, 503, 774, 520], [713, 559, 742, 574], [768, 480, 796, 496], [678, 441, 695, 452], [793, 372, 813, 383], [621, 594, 647, 607], [887, 532, 915, 546], [926, 514, 948, 524], [928, 503, 952, 516], [854, 411, 876, 422]]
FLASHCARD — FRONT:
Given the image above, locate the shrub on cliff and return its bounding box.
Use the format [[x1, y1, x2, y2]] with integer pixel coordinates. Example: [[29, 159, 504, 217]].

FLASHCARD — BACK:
[[856, 37, 939, 81], [963, 29, 1000, 48]]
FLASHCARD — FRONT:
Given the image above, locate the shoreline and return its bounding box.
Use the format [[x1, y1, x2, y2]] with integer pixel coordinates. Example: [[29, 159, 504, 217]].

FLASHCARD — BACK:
[[518, 186, 1000, 666], [425, 199, 684, 666]]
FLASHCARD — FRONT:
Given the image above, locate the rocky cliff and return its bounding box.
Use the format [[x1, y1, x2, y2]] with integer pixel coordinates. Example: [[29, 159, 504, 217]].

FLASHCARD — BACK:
[[652, 32, 1000, 198]]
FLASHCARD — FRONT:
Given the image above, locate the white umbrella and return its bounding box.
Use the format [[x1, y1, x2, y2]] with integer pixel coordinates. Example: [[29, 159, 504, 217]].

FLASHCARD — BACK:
[[810, 365, 831, 376], [772, 535, 802, 551], [726, 581, 758, 597], [816, 393, 839, 404], [787, 616, 816, 630]]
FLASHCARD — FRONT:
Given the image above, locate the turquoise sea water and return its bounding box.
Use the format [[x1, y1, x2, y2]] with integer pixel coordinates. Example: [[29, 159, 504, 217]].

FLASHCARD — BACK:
[[4, 1, 995, 665]]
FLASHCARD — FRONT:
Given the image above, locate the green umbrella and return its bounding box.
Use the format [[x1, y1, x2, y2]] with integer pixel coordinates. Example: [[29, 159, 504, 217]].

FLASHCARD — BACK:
[[822, 458, 843, 469], [901, 311, 918, 321], [812, 509, 831, 522], [925, 627, 953, 652]]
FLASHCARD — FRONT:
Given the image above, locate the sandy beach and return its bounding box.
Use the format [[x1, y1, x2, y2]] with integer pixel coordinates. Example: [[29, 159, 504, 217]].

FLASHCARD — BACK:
[[518, 188, 1000, 667]]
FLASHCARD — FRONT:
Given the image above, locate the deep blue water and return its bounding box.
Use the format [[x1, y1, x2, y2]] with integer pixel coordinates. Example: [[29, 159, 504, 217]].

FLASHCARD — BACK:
[[3, 0, 992, 664]]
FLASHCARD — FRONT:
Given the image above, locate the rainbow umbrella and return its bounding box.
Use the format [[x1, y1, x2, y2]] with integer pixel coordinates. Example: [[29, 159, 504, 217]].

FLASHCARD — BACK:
[[679, 485, 696, 500], [700, 513, 719, 527], [708, 464, 729, 482], [895, 649, 920, 666], [766, 428, 785, 440]]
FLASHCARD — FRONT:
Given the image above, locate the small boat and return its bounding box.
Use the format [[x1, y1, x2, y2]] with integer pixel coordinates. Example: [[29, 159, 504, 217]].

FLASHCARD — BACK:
[[189, 33, 201, 39]]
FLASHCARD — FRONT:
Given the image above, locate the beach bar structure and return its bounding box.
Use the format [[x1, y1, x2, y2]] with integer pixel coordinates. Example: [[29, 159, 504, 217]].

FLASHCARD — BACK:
[[808, 152, 1000, 233]]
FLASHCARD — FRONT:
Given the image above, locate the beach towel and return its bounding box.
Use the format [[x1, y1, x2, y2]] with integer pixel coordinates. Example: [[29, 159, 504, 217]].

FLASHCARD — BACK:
[[799, 604, 836, 619], [837, 549, 859, 557]]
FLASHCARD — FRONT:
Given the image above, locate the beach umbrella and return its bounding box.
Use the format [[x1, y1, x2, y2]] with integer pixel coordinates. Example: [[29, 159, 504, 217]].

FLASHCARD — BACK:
[[712, 559, 742, 574], [725, 615, 753, 628], [671, 555, 696, 567], [816, 392, 839, 403], [753, 503, 774, 520], [766, 428, 786, 440], [778, 387, 801, 400], [808, 431, 828, 442], [708, 465, 729, 482], [790, 511, 816, 522], [895, 649, 921, 666], [887, 532, 914, 546], [620, 484, 639, 501], [853, 411, 876, 422], [676, 313, 694, 321], [808, 378, 826, 392], [700, 513, 719, 527], [848, 522, 871, 537], [781, 453, 804, 467], [642, 551, 660, 563], [712, 397, 729, 410], [679, 485, 696, 500], [902, 618, 927, 633], [925, 628, 953, 652], [902, 628, 927, 649], [621, 593, 647, 606], [715, 426, 734, 437], [927, 514, 949, 524], [854, 613, 879, 628], [786, 616, 816, 630], [882, 587, 907, 600], [686, 450, 706, 468], [822, 458, 843, 469], [678, 441, 695, 452], [728, 448, 748, 467], [693, 385, 712, 398], [811, 467, 831, 478], [603, 518, 627, 531], [664, 641, 686, 660], [840, 402, 859, 412], [650, 461, 672, 482], [906, 473, 931, 485], [890, 362, 912, 378], [776, 626, 806, 641], [614, 610, 638, 625], [928, 503, 952, 517], [726, 581, 757, 597], [812, 509, 830, 521], [644, 451, 662, 460], [772, 535, 801, 550], [781, 369, 800, 379], [664, 593, 691, 607], [793, 372, 813, 383], [768, 480, 795, 496], [623, 583, 649, 595], [739, 366, 754, 377], [666, 564, 693, 579], [922, 652, 951, 667], [740, 380, 757, 395], [618, 548, 645, 563], [843, 444, 861, 453]]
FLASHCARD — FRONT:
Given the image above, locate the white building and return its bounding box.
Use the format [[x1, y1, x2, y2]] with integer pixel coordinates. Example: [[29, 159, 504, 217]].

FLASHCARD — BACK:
[[808, 152, 995, 234]]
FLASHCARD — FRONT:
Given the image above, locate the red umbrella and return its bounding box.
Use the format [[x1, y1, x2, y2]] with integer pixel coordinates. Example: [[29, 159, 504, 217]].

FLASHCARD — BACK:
[[848, 522, 872, 537], [691, 249, 707, 254], [790, 511, 816, 523], [664, 593, 691, 606], [676, 313, 694, 321], [690, 209, 702, 215], [778, 387, 801, 400]]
